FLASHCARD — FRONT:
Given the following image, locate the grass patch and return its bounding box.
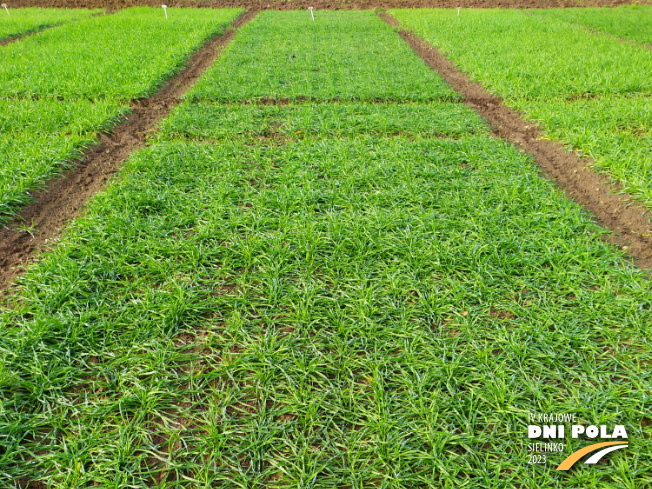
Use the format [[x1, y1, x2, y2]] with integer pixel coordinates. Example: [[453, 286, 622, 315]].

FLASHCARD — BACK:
[[0, 7, 243, 100], [0, 99, 128, 223], [0, 98, 127, 136], [158, 101, 487, 141], [514, 94, 652, 206], [390, 8, 652, 100], [0, 7, 100, 42], [391, 8, 652, 209], [532, 5, 652, 46], [188, 10, 457, 102], [0, 7, 241, 224]]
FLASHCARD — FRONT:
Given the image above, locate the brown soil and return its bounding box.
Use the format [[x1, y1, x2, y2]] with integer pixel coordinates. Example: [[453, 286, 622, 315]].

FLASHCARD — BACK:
[[0, 10, 258, 295], [8, 0, 644, 10], [380, 11, 652, 269]]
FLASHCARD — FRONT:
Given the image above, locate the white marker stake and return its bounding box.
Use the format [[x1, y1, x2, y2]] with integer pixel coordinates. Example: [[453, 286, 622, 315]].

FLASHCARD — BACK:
[[309, 7, 314, 21], [162, 4, 168, 19], [2, 4, 9, 16], [457, 7, 460, 15]]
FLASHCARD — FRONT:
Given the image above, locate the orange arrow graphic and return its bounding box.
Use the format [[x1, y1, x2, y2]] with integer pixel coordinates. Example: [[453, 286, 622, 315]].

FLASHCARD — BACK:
[[556, 441, 628, 471]]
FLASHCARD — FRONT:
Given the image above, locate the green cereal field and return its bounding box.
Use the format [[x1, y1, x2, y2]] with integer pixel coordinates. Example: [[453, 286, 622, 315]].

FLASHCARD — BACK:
[[0, 5, 650, 488]]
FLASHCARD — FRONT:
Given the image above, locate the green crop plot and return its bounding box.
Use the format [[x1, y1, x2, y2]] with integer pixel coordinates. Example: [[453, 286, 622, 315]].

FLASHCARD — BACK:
[[2, 99, 650, 486], [390, 9, 652, 100], [0, 99, 127, 136], [188, 10, 457, 102], [391, 8, 652, 207], [0, 8, 100, 41], [159, 101, 487, 141], [514, 94, 652, 205], [0, 7, 242, 100], [0, 7, 241, 225], [2, 9, 651, 488], [0, 99, 127, 221], [533, 5, 652, 46]]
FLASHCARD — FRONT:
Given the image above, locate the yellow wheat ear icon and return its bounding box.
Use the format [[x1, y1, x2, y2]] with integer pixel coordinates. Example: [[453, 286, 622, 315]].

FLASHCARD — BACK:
[[556, 441, 628, 470]]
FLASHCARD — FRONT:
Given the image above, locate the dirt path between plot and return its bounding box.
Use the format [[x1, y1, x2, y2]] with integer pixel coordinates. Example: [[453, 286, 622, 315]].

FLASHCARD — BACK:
[[0, 10, 257, 295], [380, 12, 652, 269]]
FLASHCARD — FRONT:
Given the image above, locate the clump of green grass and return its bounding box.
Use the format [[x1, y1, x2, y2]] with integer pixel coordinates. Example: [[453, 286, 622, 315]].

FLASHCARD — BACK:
[[0, 7, 243, 100], [2, 102, 650, 485], [0, 7, 100, 42], [532, 5, 652, 46], [158, 101, 487, 141], [188, 10, 457, 102]]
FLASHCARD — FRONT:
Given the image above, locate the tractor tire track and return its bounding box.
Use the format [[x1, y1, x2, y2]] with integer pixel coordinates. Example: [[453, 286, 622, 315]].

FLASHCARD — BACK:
[[380, 11, 652, 269], [0, 10, 258, 295]]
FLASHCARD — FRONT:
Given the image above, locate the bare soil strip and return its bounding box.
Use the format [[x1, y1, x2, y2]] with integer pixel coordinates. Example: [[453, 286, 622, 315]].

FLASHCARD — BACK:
[[0, 10, 257, 294], [380, 11, 652, 269], [9, 0, 642, 10]]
